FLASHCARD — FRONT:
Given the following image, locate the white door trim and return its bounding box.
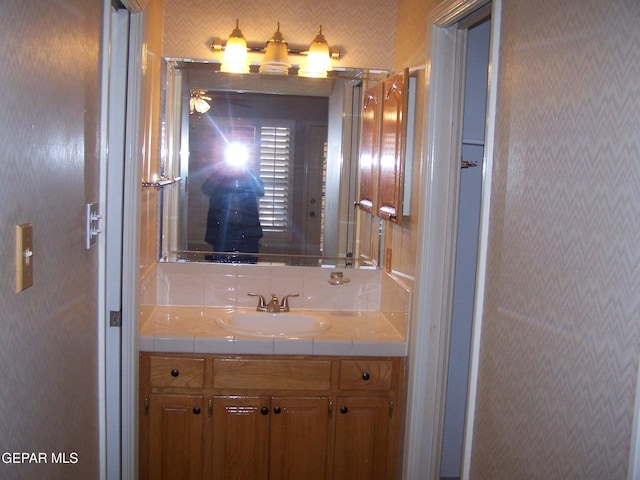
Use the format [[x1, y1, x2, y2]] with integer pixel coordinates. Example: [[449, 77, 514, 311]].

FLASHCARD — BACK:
[[100, 2, 133, 479], [98, 3, 111, 478], [461, 1, 501, 476], [100, 4, 145, 479], [121, 11, 145, 479], [402, 0, 500, 478], [105, 7, 131, 480]]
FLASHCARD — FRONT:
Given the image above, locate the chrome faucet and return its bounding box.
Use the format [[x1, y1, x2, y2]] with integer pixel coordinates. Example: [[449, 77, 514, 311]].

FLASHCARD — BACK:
[[247, 292, 267, 311], [248, 292, 299, 312], [279, 293, 299, 312], [266, 294, 280, 313]]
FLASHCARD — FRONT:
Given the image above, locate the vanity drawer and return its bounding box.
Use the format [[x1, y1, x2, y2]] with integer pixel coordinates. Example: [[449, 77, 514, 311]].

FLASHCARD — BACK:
[[149, 355, 206, 389], [339, 360, 394, 391], [213, 359, 332, 390]]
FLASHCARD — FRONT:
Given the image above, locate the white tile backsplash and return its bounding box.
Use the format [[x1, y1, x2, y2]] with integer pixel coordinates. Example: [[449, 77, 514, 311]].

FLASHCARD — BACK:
[[157, 262, 204, 305], [153, 263, 409, 352], [157, 263, 384, 312]]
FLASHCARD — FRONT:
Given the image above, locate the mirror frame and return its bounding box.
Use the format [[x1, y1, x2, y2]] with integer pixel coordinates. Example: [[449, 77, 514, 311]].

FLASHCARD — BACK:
[[159, 58, 388, 267]]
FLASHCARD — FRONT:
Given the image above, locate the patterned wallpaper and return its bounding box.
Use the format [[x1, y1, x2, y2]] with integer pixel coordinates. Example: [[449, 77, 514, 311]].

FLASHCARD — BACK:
[[0, 1, 101, 478], [162, 0, 397, 71], [471, 0, 640, 478]]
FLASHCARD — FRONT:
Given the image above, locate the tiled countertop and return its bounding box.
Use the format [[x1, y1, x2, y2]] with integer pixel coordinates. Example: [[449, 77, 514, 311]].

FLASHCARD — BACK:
[[140, 306, 407, 357]]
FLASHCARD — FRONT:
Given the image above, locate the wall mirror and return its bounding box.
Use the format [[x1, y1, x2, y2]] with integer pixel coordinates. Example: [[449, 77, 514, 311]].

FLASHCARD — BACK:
[[159, 58, 387, 267]]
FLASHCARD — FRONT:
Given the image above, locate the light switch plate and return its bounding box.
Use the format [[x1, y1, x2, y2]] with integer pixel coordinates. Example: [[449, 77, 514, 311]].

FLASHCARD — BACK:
[[16, 223, 34, 292]]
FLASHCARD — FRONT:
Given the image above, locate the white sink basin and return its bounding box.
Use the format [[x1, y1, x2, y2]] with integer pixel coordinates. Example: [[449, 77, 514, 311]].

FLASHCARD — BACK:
[[217, 312, 331, 337]]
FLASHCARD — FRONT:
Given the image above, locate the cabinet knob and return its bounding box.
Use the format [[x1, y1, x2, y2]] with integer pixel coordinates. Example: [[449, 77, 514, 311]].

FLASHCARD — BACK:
[[340, 406, 348, 414], [260, 407, 269, 415], [170, 369, 179, 377], [273, 406, 282, 414], [193, 407, 201, 415], [362, 372, 371, 381]]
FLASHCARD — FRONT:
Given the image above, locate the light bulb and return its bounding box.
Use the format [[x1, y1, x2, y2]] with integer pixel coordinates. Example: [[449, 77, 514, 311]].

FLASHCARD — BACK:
[[221, 20, 249, 74]]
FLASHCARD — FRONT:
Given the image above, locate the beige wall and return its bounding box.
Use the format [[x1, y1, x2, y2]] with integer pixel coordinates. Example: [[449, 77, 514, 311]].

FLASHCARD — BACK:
[[393, 0, 640, 477], [0, 1, 103, 477], [384, 0, 438, 285], [140, 0, 164, 310], [162, 0, 397, 71], [472, 1, 640, 477], [345, 0, 436, 282]]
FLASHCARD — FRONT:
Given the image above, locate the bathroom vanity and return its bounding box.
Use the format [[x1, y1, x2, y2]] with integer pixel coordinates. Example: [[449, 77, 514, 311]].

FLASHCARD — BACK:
[[138, 306, 407, 480], [139, 352, 405, 480]]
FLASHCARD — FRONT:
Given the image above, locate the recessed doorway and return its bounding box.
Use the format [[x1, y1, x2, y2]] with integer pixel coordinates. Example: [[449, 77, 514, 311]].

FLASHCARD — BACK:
[[403, 0, 501, 478], [440, 14, 491, 480]]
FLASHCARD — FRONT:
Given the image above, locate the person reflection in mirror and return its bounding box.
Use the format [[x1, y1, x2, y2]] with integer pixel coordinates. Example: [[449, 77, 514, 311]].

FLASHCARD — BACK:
[[201, 159, 265, 263]]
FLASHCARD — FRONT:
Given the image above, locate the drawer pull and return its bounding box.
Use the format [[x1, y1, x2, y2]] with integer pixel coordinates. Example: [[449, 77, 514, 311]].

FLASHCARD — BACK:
[[273, 406, 282, 414], [362, 372, 371, 381], [340, 406, 348, 414], [170, 369, 179, 377], [193, 407, 201, 415], [261, 407, 269, 415]]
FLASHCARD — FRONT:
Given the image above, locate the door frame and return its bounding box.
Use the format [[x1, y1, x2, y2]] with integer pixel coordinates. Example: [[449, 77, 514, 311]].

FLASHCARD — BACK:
[[402, 0, 501, 478], [120, 11, 146, 480], [100, 1, 147, 478], [101, 5, 130, 479]]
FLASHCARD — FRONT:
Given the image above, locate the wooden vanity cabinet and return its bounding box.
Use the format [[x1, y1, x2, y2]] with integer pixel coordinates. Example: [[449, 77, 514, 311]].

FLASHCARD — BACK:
[[140, 355, 207, 480], [357, 69, 409, 223], [333, 396, 392, 480], [210, 395, 329, 480], [332, 359, 397, 480], [139, 353, 405, 480], [357, 84, 381, 215], [145, 394, 206, 480], [209, 396, 270, 479], [378, 69, 409, 222]]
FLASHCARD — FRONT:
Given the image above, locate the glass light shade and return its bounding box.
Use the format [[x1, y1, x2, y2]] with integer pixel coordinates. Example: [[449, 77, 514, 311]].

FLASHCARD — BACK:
[[194, 97, 210, 113], [190, 93, 211, 114], [221, 21, 249, 74], [299, 26, 332, 78], [259, 23, 291, 75], [221, 37, 249, 73]]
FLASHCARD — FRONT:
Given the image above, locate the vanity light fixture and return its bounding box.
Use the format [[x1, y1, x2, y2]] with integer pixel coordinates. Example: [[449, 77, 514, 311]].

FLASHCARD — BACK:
[[189, 90, 211, 114], [298, 26, 332, 78], [259, 22, 291, 75], [220, 19, 250, 73], [209, 22, 344, 75]]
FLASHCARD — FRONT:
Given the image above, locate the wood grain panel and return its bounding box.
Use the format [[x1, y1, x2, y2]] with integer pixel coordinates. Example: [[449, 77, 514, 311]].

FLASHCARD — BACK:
[[213, 358, 332, 390]]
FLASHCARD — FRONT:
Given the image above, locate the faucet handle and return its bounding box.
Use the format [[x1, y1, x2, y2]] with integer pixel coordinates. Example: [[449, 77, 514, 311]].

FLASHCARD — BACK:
[[248, 292, 267, 311], [280, 293, 300, 311]]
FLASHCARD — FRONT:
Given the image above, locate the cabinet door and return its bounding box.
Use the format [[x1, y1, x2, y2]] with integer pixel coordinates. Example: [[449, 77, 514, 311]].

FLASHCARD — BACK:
[[211, 396, 270, 480], [332, 397, 392, 480], [357, 85, 380, 215], [146, 394, 205, 480], [378, 69, 409, 222], [269, 396, 330, 480]]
